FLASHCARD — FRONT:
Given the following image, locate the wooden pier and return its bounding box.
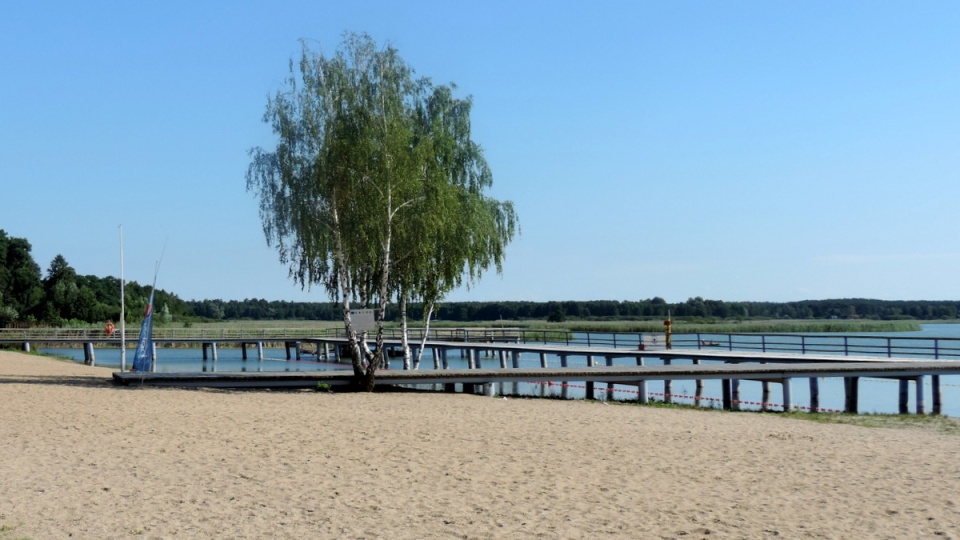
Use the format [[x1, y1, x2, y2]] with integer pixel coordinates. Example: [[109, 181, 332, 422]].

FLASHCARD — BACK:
[[105, 337, 960, 416], [6, 329, 958, 415]]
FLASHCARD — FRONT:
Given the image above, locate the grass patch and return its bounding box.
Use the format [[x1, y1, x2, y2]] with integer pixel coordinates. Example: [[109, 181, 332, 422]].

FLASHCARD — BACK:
[[0, 517, 27, 540], [554, 319, 922, 334], [781, 411, 960, 435], [424, 318, 921, 334], [595, 396, 960, 435]]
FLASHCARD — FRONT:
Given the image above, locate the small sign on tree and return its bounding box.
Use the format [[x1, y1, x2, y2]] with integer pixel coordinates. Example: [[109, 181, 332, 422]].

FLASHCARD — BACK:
[[351, 309, 376, 332]]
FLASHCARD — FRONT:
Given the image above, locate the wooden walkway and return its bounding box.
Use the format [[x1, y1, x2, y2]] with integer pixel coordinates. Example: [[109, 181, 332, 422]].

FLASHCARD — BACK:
[[111, 337, 960, 415]]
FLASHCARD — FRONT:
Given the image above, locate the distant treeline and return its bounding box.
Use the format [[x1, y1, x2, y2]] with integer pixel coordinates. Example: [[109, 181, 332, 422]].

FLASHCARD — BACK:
[[4, 230, 960, 326], [185, 296, 960, 323]]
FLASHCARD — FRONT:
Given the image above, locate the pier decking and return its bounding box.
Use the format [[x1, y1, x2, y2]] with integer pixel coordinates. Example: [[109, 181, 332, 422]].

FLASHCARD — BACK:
[[7, 328, 960, 415], [104, 337, 960, 416]]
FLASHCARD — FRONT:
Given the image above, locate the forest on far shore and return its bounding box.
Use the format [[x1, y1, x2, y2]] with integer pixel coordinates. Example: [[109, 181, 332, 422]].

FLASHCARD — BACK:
[[3, 230, 960, 326]]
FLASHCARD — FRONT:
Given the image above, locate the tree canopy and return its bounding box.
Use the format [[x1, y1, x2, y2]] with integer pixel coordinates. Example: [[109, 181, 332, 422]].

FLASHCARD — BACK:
[[246, 33, 517, 387]]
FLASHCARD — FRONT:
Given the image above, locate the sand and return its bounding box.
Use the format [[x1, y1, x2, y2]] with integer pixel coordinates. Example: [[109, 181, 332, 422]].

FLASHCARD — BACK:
[[1, 351, 958, 539]]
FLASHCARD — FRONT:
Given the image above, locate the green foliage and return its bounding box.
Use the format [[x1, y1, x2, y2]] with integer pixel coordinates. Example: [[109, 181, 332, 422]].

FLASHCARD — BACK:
[[546, 308, 565, 323], [0, 230, 190, 326], [0, 229, 44, 323], [247, 33, 517, 384]]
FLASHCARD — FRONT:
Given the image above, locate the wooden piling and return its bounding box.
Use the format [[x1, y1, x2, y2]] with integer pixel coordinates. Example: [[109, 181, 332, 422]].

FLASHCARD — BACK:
[[693, 358, 704, 406], [663, 358, 672, 403], [731, 379, 741, 411], [932, 375, 942, 415], [782, 378, 792, 412], [844, 377, 859, 414], [809, 378, 820, 413], [916, 376, 925, 415], [83, 342, 95, 366], [899, 379, 910, 414], [635, 356, 648, 404], [585, 355, 595, 400], [605, 355, 615, 399]]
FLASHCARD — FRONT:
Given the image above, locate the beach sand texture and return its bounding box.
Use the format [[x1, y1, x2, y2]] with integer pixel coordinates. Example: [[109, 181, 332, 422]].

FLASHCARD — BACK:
[[1, 351, 958, 539]]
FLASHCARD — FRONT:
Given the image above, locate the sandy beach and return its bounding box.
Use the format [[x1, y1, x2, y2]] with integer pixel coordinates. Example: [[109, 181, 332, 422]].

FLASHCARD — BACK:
[[1, 351, 958, 539]]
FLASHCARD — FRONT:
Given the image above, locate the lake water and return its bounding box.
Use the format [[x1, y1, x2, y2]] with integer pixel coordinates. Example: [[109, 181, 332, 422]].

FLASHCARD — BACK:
[[41, 323, 960, 417]]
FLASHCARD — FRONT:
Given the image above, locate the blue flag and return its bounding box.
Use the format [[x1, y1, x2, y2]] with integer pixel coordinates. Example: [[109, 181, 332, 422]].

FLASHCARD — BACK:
[[132, 289, 155, 372]]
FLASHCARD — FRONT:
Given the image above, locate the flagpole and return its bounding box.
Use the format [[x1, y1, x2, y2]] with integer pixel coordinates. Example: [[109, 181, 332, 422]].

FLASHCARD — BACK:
[[119, 225, 126, 372]]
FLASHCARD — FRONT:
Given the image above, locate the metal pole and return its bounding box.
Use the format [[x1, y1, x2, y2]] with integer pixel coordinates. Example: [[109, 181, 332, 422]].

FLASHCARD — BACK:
[[119, 225, 126, 372]]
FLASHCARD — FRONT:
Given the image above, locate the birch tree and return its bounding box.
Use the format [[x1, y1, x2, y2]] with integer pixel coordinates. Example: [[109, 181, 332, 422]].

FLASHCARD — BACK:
[[391, 86, 517, 368], [247, 33, 516, 387]]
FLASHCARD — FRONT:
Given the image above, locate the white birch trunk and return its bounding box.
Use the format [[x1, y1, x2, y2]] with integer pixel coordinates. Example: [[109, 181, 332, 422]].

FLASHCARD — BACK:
[[414, 302, 434, 370], [399, 294, 412, 370]]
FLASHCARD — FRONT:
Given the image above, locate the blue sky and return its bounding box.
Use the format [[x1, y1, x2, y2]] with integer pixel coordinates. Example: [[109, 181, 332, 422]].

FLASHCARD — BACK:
[[2, 1, 958, 303]]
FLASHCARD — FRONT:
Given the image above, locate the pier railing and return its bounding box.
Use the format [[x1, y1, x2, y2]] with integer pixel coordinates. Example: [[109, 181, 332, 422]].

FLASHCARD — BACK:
[[515, 330, 960, 360], [0, 327, 339, 341], [4, 326, 960, 361]]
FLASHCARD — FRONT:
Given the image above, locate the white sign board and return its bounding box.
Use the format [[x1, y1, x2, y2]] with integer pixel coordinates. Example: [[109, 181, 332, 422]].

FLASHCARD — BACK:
[[640, 333, 667, 351], [351, 309, 377, 332]]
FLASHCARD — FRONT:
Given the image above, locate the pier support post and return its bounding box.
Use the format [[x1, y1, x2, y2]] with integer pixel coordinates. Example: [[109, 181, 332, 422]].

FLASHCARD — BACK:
[[899, 379, 910, 414], [467, 349, 476, 369], [721, 379, 732, 410], [241, 343, 248, 361], [151, 343, 157, 372], [605, 355, 615, 399], [809, 378, 820, 413], [499, 350, 508, 369], [257, 342, 264, 361], [932, 375, 942, 415], [731, 379, 741, 411], [441, 348, 450, 370], [539, 352, 548, 368], [211, 342, 218, 362], [693, 359, 704, 406], [844, 377, 859, 414], [284, 341, 301, 361], [511, 351, 520, 369], [585, 355, 595, 400], [916, 376, 925, 415], [635, 357, 648, 404], [782, 378, 792, 413], [759, 361, 768, 411], [663, 358, 672, 403], [83, 342, 95, 366], [22, 342, 30, 353]]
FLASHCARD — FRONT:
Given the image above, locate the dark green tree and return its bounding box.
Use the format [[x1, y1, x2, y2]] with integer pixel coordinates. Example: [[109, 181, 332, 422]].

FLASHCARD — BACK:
[[0, 230, 44, 324]]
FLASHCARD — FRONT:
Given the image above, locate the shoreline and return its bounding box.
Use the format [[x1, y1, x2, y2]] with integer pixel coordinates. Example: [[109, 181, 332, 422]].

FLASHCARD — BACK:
[[2, 350, 959, 538]]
